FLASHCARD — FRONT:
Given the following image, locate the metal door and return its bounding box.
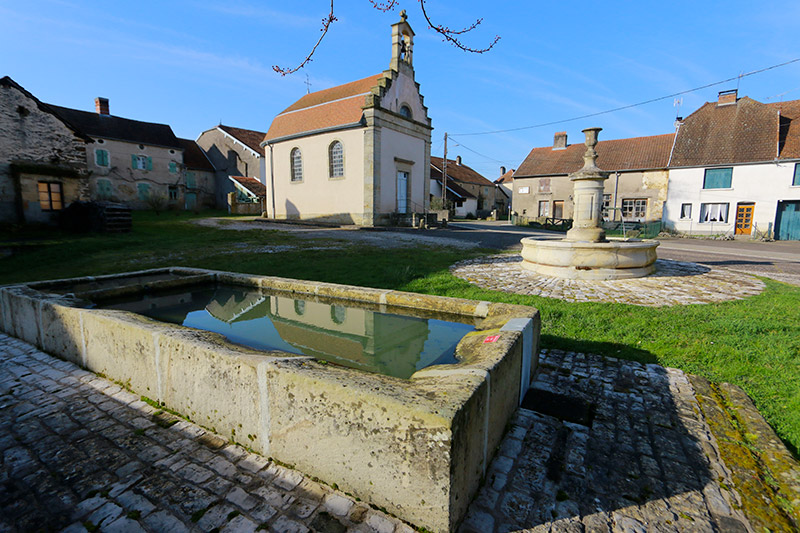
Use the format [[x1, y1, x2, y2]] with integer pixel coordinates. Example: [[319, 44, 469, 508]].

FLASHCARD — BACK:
[[776, 201, 800, 240]]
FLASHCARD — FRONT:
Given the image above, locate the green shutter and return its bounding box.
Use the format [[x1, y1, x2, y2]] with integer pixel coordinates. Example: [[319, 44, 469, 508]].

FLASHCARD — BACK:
[[794, 164, 800, 186], [169, 161, 177, 173], [146, 157, 153, 171], [185, 172, 196, 189], [131, 154, 137, 169]]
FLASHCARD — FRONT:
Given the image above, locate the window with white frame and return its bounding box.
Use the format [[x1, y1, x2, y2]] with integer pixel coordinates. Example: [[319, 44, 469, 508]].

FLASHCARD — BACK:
[[794, 163, 800, 186], [328, 141, 344, 178], [518, 186, 530, 194], [621, 198, 647, 219], [699, 203, 729, 223], [290, 148, 303, 182], [538, 200, 550, 217], [602, 193, 612, 218], [680, 203, 692, 219]]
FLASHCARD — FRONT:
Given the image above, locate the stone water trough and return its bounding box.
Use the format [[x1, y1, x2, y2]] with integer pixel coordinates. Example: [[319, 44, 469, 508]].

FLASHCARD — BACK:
[[0, 267, 540, 532]]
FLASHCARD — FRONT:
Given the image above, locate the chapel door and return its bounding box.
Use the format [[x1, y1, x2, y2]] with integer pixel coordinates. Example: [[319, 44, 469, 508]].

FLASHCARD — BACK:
[[397, 171, 409, 213], [735, 203, 754, 235]]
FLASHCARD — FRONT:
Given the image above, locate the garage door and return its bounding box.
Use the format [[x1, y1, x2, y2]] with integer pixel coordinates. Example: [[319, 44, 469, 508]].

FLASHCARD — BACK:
[[775, 200, 800, 240]]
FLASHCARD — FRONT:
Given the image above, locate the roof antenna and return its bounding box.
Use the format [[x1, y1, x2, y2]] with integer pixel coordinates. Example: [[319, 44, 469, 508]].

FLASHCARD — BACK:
[[305, 74, 312, 94], [673, 97, 682, 119]]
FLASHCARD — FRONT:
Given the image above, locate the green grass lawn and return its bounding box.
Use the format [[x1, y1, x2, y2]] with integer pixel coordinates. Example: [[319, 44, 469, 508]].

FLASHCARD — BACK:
[[2, 211, 799, 454]]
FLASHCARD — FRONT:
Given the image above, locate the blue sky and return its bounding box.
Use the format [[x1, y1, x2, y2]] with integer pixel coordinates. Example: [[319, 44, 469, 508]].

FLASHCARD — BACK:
[[3, 0, 800, 178]]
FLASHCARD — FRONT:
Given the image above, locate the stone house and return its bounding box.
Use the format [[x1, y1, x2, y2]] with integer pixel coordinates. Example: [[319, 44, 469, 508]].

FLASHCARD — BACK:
[[261, 13, 432, 226], [664, 90, 800, 240], [0, 76, 91, 224], [430, 156, 495, 217], [228, 176, 266, 215], [49, 100, 215, 210], [513, 131, 674, 224], [176, 138, 216, 210], [196, 124, 266, 209]]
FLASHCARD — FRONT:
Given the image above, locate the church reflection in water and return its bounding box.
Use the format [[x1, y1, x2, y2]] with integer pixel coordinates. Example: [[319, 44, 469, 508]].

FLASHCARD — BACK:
[[103, 284, 475, 379]]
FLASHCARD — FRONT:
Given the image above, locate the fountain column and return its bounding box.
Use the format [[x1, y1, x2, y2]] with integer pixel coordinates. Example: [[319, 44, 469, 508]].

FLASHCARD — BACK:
[[519, 127, 660, 280], [565, 127, 608, 242]]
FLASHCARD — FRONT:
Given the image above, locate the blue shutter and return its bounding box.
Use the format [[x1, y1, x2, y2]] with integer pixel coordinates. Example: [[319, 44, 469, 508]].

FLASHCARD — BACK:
[[793, 164, 800, 186], [146, 157, 153, 171], [131, 154, 137, 169], [169, 161, 177, 174], [137, 183, 150, 201]]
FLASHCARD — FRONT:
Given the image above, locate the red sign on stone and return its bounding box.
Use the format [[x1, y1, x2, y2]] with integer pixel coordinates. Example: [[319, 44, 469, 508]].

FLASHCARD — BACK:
[[483, 335, 500, 343]]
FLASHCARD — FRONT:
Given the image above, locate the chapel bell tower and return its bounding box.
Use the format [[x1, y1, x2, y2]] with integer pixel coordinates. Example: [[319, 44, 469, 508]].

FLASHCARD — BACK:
[[390, 10, 415, 72]]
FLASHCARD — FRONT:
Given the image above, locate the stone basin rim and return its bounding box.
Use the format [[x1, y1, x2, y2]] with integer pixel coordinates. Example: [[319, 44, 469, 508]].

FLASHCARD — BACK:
[[520, 237, 661, 250]]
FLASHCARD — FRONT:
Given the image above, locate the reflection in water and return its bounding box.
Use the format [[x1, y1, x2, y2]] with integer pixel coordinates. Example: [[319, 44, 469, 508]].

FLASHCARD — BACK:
[[102, 285, 475, 379]]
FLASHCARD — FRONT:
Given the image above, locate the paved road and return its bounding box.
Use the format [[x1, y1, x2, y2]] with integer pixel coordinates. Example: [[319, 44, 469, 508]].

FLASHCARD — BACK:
[[438, 221, 800, 283]]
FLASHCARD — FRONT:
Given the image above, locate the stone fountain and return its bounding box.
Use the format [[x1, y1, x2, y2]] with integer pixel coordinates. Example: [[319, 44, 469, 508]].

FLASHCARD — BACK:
[[520, 128, 659, 280]]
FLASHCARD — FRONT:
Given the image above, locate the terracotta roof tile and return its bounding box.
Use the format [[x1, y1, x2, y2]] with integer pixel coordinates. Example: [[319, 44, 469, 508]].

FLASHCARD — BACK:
[[230, 176, 266, 198], [265, 74, 382, 142], [670, 97, 780, 167], [218, 125, 267, 154], [516, 133, 674, 177], [767, 99, 800, 159], [430, 157, 494, 187], [177, 138, 215, 172], [494, 169, 515, 184]]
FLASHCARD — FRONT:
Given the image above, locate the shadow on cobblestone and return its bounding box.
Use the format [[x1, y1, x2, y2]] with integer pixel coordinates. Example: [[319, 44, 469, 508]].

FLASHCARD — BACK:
[[0, 335, 410, 533], [461, 349, 751, 533]]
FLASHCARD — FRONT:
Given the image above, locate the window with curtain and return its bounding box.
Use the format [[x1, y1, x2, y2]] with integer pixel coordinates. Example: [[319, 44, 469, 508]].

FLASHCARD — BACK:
[[329, 141, 344, 178], [290, 148, 303, 182], [699, 203, 729, 223], [703, 168, 733, 189], [538, 200, 549, 217], [680, 203, 692, 219]]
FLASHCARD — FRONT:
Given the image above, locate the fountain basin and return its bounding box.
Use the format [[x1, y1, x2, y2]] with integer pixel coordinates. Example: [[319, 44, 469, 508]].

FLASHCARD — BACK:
[[0, 267, 540, 533], [520, 237, 660, 280]]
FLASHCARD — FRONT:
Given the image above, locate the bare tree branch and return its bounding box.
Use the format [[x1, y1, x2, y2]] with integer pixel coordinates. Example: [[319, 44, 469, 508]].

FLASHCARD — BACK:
[[368, 0, 399, 11], [272, 0, 338, 76], [417, 0, 499, 53], [274, 0, 499, 75]]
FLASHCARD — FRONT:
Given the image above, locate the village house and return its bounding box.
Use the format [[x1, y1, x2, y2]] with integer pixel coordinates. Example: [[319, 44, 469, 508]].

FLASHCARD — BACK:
[[196, 124, 266, 209], [430, 156, 496, 217], [429, 173, 477, 219], [261, 12, 432, 226], [0, 76, 217, 224], [513, 131, 674, 224], [0, 76, 91, 224], [494, 166, 514, 215], [664, 90, 800, 240]]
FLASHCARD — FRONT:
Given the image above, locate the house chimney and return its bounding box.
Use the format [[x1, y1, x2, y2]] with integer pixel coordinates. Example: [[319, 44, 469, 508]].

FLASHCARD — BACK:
[[500, 166, 506, 175], [95, 97, 109, 115], [717, 89, 737, 106], [456, 155, 462, 166], [553, 131, 567, 149]]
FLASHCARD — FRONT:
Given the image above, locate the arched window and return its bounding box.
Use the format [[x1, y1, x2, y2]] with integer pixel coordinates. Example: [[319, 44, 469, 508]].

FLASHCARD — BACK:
[[399, 105, 412, 119], [290, 148, 303, 182], [328, 141, 344, 178]]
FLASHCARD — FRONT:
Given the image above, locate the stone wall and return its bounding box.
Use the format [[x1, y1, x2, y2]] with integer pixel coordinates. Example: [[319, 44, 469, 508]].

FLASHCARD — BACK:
[[0, 82, 87, 223]]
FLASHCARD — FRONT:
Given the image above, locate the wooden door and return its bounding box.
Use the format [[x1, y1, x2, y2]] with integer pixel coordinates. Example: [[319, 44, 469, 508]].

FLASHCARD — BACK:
[[735, 203, 754, 235], [776, 201, 800, 240]]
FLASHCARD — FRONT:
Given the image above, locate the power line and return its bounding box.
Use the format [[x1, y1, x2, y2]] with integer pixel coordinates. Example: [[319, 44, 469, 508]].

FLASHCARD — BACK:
[[450, 57, 800, 137], [449, 138, 504, 163]]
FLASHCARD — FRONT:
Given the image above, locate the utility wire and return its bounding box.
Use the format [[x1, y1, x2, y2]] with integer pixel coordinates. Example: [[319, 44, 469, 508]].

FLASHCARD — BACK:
[[449, 139, 505, 163], [450, 57, 800, 137]]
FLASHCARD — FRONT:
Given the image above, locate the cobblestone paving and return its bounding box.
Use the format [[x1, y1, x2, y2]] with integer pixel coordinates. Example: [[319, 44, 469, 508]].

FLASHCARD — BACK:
[[0, 334, 411, 533], [1, 335, 755, 533], [460, 349, 752, 533], [450, 256, 765, 306]]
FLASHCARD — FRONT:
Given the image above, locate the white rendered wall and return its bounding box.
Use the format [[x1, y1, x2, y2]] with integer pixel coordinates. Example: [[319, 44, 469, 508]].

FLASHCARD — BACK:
[[266, 128, 366, 223], [664, 162, 800, 235], [378, 127, 427, 213]]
